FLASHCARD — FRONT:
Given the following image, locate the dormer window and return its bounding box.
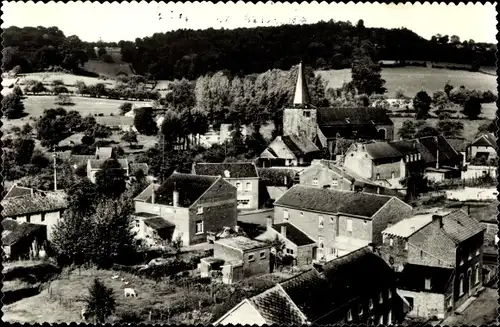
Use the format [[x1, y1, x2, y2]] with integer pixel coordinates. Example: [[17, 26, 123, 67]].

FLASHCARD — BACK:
[[303, 111, 311, 118], [425, 278, 431, 290]]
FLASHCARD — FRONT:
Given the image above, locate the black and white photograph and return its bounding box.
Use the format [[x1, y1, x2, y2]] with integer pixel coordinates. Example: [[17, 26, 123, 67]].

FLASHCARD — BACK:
[[1, 1, 498, 325]]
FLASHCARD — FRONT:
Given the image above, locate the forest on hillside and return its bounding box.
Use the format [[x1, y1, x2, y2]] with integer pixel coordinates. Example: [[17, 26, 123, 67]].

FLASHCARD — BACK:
[[3, 20, 496, 80]]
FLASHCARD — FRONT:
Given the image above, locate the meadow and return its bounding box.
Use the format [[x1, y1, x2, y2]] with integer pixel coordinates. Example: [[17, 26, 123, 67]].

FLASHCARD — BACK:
[[316, 66, 498, 98]]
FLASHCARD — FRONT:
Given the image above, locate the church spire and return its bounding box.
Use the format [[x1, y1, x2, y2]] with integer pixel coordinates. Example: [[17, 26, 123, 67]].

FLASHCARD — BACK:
[[293, 61, 310, 107]]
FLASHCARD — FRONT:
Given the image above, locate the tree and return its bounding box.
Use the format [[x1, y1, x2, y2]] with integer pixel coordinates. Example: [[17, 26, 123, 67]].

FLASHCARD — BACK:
[[119, 102, 133, 115], [121, 130, 138, 146], [67, 177, 100, 216], [56, 94, 73, 106], [463, 96, 482, 119], [13, 85, 23, 97], [414, 125, 439, 138], [444, 81, 454, 97], [432, 90, 450, 109], [398, 120, 417, 140], [449, 86, 470, 105], [85, 279, 116, 324], [95, 159, 127, 198], [475, 121, 496, 138], [351, 54, 387, 95], [36, 108, 73, 147], [395, 88, 408, 100], [2, 93, 25, 119], [450, 35, 461, 44], [134, 107, 158, 135], [436, 119, 464, 138], [413, 91, 432, 119]]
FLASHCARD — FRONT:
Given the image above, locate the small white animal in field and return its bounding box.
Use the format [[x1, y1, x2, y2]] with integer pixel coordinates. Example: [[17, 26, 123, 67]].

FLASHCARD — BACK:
[[124, 288, 137, 297], [111, 275, 119, 280]]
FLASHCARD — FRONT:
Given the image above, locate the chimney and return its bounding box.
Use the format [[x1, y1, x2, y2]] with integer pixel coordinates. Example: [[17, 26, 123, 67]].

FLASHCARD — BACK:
[[432, 214, 443, 228], [173, 182, 179, 207], [266, 216, 273, 230], [280, 224, 287, 236], [151, 186, 155, 204]]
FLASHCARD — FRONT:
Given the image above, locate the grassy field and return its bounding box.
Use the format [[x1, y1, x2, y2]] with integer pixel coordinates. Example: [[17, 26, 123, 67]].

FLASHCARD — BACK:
[[316, 66, 497, 98]]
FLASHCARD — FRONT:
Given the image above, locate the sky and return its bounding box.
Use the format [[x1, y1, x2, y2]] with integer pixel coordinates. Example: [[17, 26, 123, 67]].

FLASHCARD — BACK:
[[2, 1, 498, 43]]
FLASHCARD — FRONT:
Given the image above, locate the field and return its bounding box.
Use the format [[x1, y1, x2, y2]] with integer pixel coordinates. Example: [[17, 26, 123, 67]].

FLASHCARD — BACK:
[[83, 60, 134, 78], [316, 66, 498, 98]]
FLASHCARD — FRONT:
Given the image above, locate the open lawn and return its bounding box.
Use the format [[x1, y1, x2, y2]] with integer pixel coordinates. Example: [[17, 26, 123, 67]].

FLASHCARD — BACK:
[[1, 96, 146, 130], [316, 67, 497, 98], [2, 72, 116, 89]]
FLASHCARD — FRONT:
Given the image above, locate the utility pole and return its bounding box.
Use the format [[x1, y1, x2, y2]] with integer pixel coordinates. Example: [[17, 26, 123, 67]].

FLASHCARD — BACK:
[[52, 146, 58, 191], [161, 133, 166, 182]]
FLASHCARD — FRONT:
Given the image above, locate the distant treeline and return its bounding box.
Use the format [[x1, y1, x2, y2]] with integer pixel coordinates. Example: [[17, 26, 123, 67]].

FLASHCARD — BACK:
[[3, 22, 496, 80]]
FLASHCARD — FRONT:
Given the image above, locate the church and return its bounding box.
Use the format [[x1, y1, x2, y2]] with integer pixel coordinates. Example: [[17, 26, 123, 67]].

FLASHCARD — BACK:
[[260, 62, 394, 166]]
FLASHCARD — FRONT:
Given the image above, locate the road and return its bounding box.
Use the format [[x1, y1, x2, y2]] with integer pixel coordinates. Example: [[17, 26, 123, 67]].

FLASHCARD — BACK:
[[441, 287, 498, 325]]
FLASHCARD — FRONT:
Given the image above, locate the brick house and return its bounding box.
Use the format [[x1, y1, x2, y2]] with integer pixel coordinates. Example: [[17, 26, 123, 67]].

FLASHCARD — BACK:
[[343, 140, 423, 190], [380, 209, 485, 316], [260, 135, 320, 167], [216, 247, 407, 325], [192, 162, 259, 210], [201, 236, 271, 284], [1, 187, 68, 241], [133, 173, 238, 246], [298, 159, 404, 198], [255, 217, 316, 267], [273, 185, 412, 262]]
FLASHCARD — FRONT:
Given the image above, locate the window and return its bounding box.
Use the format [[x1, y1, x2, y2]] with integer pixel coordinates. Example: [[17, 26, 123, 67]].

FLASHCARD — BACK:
[[382, 234, 386, 243], [318, 215, 324, 228], [135, 220, 140, 228], [369, 298, 374, 310], [391, 171, 395, 179], [404, 240, 408, 251], [284, 210, 289, 221], [41, 213, 46, 222], [405, 297, 414, 310], [459, 274, 464, 296], [388, 310, 392, 325], [286, 248, 294, 255], [476, 247, 480, 256], [259, 251, 266, 259], [26, 215, 31, 223], [420, 250, 424, 259], [346, 219, 353, 232], [248, 253, 255, 262], [236, 182, 242, 191], [376, 173, 380, 180], [475, 263, 480, 284], [196, 221, 204, 235], [318, 237, 324, 248], [332, 180, 339, 187], [347, 309, 353, 322], [330, 216, 334, 223], [389, 238, 394, 247], [312, 178, 319, 186], [424, 278, 431, 290], [378, 314, 383, 325], [379, 292, 383, 304], [303, 111, 311, 117], [197, 206, 203, 214], [237, 199, 250, 206], [388, 289, 392, 299], [245, 182, 252, 191], [359, 303, 364, 316], [447, 297, 453, 309]]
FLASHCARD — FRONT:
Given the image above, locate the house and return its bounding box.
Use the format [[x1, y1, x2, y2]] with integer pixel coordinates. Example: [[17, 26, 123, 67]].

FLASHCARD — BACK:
[[1, 189, 68, 241], [298, 159, 404, 198], [447, 137, 468, 166], [86, 158, 129, 183], [343, 140, 423, 189], [200, 236, 271, 284], [133, 172, 238, 246], [467, 132, 497, 163], [273, 185, 412, 262], [215, 247, 407, 325], [380, 210, 485, 316], [282, 62, 395, 152], [192, 162, 259, 210], [257, 167, 299, 205], [417, 135, 463, 182], [95, 146, 114, 160], [2, 219, 47, 260], [255, 217, 316, 267], [397, 264, 455, 319], [259, 135, 320, 167]]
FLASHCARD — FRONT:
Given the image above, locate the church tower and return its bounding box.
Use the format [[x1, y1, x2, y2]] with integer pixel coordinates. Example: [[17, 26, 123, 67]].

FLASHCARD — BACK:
[[283, 61, 318, 141]]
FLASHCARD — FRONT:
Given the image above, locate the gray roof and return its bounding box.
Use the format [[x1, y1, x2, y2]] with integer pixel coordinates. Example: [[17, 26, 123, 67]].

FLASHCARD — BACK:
[[216, 236, 270, 251], [2, 191, 68, 217], [88, 159, 129, 170], [193, 162, 258, 178], [275, 185, 393, 218]]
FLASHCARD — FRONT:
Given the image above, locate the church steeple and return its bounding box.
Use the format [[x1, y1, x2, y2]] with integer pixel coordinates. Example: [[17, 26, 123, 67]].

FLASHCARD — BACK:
[[293, 61, 310, 107]]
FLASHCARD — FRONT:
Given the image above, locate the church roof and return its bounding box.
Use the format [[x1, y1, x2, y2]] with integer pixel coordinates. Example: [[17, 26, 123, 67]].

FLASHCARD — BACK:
[[293, 62, 310, 107]]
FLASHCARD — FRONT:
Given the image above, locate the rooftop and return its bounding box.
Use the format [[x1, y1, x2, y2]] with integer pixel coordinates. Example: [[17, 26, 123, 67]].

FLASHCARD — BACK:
[[3, 184, 33, 199], [471, 133, 497, 149], [133, 212, 161, 218], [2, 191, 68, 217], [88, 158, 129, 170], [193, 162, 258, 178], [398, 264, 454, 294], [143, 217, 175, 230], [275, 185, 394, 218], [382, 213, 437, 238], [2, 219, 46, 246], [154, 173, 220, 207], [215, 236, 269, 252], [256, 223, 316, 246]]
